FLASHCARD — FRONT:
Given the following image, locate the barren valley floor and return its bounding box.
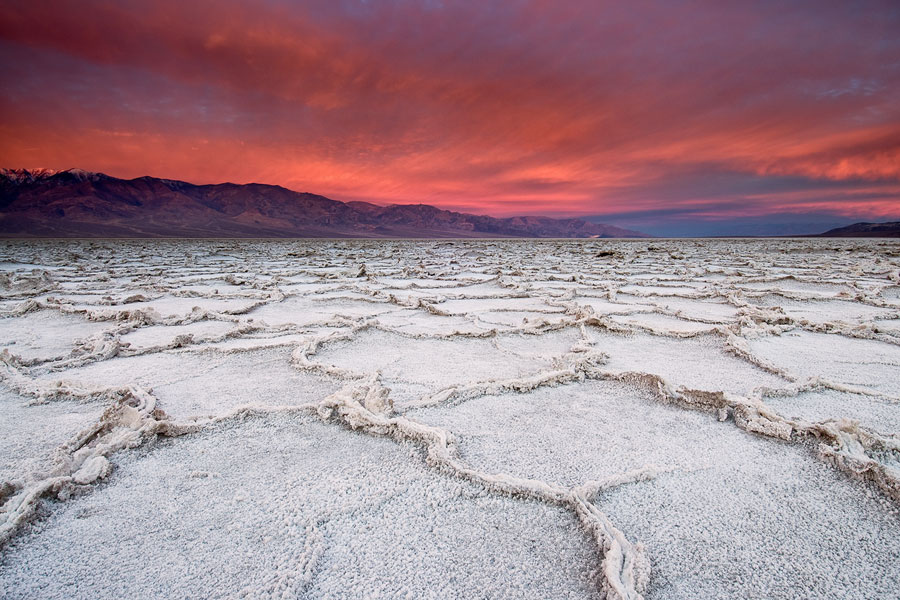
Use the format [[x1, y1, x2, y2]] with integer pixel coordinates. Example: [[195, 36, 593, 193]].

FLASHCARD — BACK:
[[1, 238, 899, 599]]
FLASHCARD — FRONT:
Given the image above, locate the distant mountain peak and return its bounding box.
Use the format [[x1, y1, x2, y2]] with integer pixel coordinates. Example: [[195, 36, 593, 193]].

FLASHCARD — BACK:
[[1, 168, 107, 184], [1, 168, 59, 183], [817, 221, 900, 237], [0, 169, 650, 239]]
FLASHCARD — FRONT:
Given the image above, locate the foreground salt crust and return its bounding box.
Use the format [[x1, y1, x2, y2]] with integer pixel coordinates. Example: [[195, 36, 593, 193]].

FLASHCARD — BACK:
[[1, 238, 899, 599], [2, 415, 601, 600], [414, 380, 900, 599]]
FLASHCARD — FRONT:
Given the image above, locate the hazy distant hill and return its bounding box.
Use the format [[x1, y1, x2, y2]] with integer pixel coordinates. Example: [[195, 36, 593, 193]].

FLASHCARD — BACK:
[[817, 221, 900, 238], [0, 169, 649, 239]]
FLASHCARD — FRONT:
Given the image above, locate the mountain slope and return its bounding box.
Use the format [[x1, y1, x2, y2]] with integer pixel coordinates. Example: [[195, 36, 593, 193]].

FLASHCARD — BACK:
[[0, 169, 649, 239], [817, 221, 900, 238]]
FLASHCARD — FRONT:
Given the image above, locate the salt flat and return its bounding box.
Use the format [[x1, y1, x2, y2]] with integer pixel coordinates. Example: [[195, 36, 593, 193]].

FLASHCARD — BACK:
[[1, 238, 899, 599]]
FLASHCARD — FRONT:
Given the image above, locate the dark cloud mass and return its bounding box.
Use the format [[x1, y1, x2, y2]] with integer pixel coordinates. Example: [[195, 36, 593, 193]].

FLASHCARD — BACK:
[[1, 0, 898, 234]]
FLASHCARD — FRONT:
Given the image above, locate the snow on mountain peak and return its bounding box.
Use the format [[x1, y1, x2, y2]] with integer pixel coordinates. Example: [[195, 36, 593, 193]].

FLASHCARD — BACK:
[[1, 168, 105, 184]]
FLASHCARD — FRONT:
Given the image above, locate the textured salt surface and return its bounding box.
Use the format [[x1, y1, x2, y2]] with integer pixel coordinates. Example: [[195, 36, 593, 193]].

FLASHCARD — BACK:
[[30, 348, 341, 421], [0, 310, 112, 362], [591, 331, 788, 395], [765, 388, 900, 434], [0, 415, 601, 600], [414, 380, 900, 599], [747, 331, 900, 397], [1, 238, 899, 599], [602, 463, 900, 600], [310, 329, 557, 404], [609, 312, 719, 333], [118, 320, 237, 350], [0, 386, 104, 485]]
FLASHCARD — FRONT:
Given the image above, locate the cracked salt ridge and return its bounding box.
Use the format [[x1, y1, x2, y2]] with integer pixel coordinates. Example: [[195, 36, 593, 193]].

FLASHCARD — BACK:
[[572, 297, 657, 316], [306, 328, 564, 406], [587, 329, 788, 395], [464, 309, 572, 330], [0, 372, 169, 546], [371, 309, 488, 336], [434, 296, 564, 316], [316, 379, 649, 599], [610, 313, 719, 334], [31, 347, 340, 422], [746, 331, 900, 397], [410, 379, 900, 599], [65, 295, 265, 320], [0, 310, 113, 362], [643, 297, 739, 323], [736, 279, 855, 298], [116, 320, 238, 351], [0, 386, 105, 486], [763, 388, 900, 435], [197, 329, 343, 353], [246, 294, 402, 328], [754, 295, 898, 325]]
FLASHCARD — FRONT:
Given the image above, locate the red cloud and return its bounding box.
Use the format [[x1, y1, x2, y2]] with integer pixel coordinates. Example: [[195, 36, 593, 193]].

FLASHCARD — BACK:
[[1, 0, 898, 220]]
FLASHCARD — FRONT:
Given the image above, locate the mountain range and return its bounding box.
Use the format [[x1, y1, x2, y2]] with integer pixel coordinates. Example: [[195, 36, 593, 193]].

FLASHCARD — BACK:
[[0, 169, 648, 239], [817, 221, 900, 238]]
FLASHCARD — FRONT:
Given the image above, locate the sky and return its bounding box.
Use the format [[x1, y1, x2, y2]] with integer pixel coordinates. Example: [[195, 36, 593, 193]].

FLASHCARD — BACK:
[[1, 0, 898, 236]]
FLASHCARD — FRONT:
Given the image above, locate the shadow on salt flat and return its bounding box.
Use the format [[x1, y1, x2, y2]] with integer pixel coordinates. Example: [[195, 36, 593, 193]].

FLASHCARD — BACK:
[[0, 414, 602, 600]]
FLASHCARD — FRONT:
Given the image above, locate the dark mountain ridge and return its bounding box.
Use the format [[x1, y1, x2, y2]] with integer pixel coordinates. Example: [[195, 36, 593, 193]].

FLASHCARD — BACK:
[[0, 168, 649, 239], [816, 221, 900, 238]]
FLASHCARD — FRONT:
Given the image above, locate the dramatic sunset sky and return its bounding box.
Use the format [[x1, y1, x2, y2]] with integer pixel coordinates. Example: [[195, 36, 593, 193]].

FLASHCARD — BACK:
[[1, 0, 898, 235]]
